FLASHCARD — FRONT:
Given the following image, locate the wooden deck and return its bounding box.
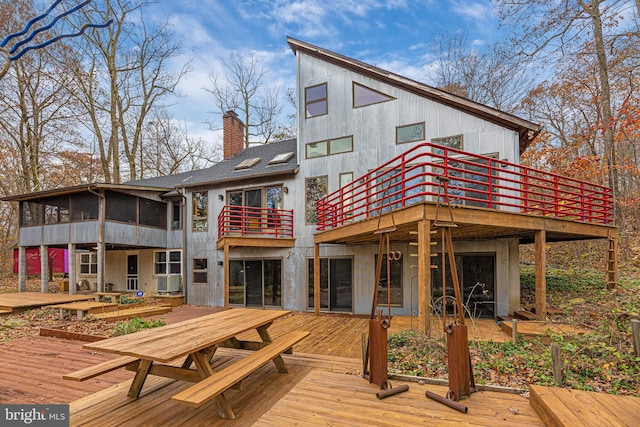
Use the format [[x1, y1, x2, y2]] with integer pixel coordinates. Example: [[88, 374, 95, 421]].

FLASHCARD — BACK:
[[530, 384, 640, 427], [0, 292, 94, 313], [255, 369, 543, 427], [500, 320, 595, 341], [1, 306, 636, 426]]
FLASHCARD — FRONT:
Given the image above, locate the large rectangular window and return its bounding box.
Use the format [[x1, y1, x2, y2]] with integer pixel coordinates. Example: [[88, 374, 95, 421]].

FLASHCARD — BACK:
[[305, 83, 327, 118], [80, 253, 97, 275], [306, 136, 353, 159], [44, 196, 69, 224], [139, 199, 166, 228], [434, 155, 498, 208], [192, 192, 208, 232], [305, 176, 328, 225], [106, 192, 137, 223], [70, 193, 98, 221]]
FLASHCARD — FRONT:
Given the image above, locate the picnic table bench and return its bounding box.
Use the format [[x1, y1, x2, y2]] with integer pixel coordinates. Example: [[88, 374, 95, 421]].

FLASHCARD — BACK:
[[63, 308, 308, 420], [48, 301, 119, 320], [94, 292, 124, 304]]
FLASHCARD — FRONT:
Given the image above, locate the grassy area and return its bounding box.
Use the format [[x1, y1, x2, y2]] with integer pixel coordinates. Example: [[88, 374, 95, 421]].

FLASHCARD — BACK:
[[388, 266, 640, 395]]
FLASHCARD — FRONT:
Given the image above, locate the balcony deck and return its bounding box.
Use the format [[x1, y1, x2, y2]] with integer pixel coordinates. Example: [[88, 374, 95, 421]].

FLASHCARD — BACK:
[[316, 142, 614, 244], [217, 205, 295, 249]]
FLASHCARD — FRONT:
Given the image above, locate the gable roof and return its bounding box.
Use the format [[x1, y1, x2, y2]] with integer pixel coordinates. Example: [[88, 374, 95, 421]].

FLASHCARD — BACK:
[[124, 138, 298, 191], [287, 37, 541, 153]]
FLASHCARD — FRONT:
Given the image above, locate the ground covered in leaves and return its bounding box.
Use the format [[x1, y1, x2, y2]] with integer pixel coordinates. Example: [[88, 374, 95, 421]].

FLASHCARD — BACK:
[[389, 266, 640, 396], [0, 279, 165, 341]]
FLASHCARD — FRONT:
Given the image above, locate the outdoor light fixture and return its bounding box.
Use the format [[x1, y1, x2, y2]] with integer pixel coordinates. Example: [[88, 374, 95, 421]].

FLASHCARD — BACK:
[[283, 187, 288, 194], [218, 194, 224, 201]]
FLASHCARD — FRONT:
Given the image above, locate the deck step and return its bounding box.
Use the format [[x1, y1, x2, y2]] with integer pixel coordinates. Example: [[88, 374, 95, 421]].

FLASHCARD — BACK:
[[92, 306, 173, 322]]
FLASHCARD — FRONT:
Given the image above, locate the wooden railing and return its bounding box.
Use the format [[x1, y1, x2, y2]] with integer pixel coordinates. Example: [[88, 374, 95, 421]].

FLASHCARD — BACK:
[[316, 142, 613, 231], [218, 206, 294, 239]]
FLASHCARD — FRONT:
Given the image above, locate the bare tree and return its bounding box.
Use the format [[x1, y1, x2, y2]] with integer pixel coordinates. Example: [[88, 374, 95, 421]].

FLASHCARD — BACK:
[[141, 109, 220, 177], [427, 31, 535, 114], [67, 0, 189, 183], [206, 51, 283, 147]]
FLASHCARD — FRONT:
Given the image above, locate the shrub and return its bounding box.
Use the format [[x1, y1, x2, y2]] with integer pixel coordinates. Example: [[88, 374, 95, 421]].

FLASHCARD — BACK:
[[112, 316, 165, 336]]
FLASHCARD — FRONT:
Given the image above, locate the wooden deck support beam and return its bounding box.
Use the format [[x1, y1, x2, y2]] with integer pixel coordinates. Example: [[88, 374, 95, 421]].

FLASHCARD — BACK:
[[417, 219, 431, 332], [534, 230, 546, 319]]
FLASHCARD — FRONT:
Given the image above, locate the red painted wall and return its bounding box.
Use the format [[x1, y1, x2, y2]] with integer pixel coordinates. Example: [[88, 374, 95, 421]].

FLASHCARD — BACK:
[[13, 248, 68, 275]]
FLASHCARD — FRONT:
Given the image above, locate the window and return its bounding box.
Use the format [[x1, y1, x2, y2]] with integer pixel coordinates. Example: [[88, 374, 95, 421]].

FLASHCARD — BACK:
[[306, 136, 353, 159], [431, 253, 495, 318], [371, 166, 425, 214], [375, 253, 403, 306], [269, 152, 294, 165], [228, 259, 282, 307], [434, 155, 498, 208], [235, 157, 261, 170], [43, 196, 69, 224], [172, 201, 182, 230], [106, 192, 137, 223], [80, 253, 97, 275], [305, 176, 328, 225], [308, 258, 352, 312], [70, 192, 98, 221], [432, 135, 463, 155], [305, 83, 327, 118], [353, 82, 394, 108], [193, 258, 208, 284], [20, 201, 42, 226], [139, 199, 166, 228], [192, 192, 208, 231], [396, 122, 425, 144], [154, 250, 182, 275]]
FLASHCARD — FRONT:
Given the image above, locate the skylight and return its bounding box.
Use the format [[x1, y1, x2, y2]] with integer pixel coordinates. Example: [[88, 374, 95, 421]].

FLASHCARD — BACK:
[[235, 157, 261, 170], [268, 152, 294, 165]]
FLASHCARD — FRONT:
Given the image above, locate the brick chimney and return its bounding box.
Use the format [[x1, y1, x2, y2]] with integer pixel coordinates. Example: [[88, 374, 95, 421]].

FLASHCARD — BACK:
[[223, 111, 245, 159]]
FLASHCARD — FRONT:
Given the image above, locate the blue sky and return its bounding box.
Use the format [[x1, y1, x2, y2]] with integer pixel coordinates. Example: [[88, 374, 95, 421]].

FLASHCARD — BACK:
[[155, 0, 501, 142]]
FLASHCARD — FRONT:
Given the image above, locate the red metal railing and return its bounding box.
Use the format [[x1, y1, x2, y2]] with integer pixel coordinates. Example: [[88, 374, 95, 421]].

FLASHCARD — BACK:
[[316, 142, 613, 231], [218, 206, 294, 239]]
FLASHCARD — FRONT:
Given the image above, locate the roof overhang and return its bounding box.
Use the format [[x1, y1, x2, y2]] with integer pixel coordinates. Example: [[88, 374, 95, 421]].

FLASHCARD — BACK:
[[178, 166, 299, 190], [287, 37, 542, 153], [1, 183, 173, 202]]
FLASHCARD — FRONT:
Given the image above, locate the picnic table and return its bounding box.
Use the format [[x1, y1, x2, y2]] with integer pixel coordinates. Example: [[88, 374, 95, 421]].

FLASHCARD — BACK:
[[64, 308, 309, 419]]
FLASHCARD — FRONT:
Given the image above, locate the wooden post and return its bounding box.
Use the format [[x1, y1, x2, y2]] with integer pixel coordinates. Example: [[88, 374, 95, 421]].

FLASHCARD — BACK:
[[512, 319, 518, 344], [632, 320, 640, 357], [314, 242, 320, 315], [551, 343, 563, 385], [417, 219, 431, 333], [534, 230, 546, 319]]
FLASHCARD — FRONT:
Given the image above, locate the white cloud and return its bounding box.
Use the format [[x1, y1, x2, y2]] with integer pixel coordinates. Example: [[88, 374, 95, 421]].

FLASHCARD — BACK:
[[449, 0, 494, 21]]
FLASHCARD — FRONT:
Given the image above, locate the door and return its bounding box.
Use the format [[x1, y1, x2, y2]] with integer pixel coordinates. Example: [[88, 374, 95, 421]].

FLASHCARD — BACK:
[[245, 189, 262, 230], [127, 254, 138, 291], [245, 260, 263, 306], [308, 258, 353, 312]]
